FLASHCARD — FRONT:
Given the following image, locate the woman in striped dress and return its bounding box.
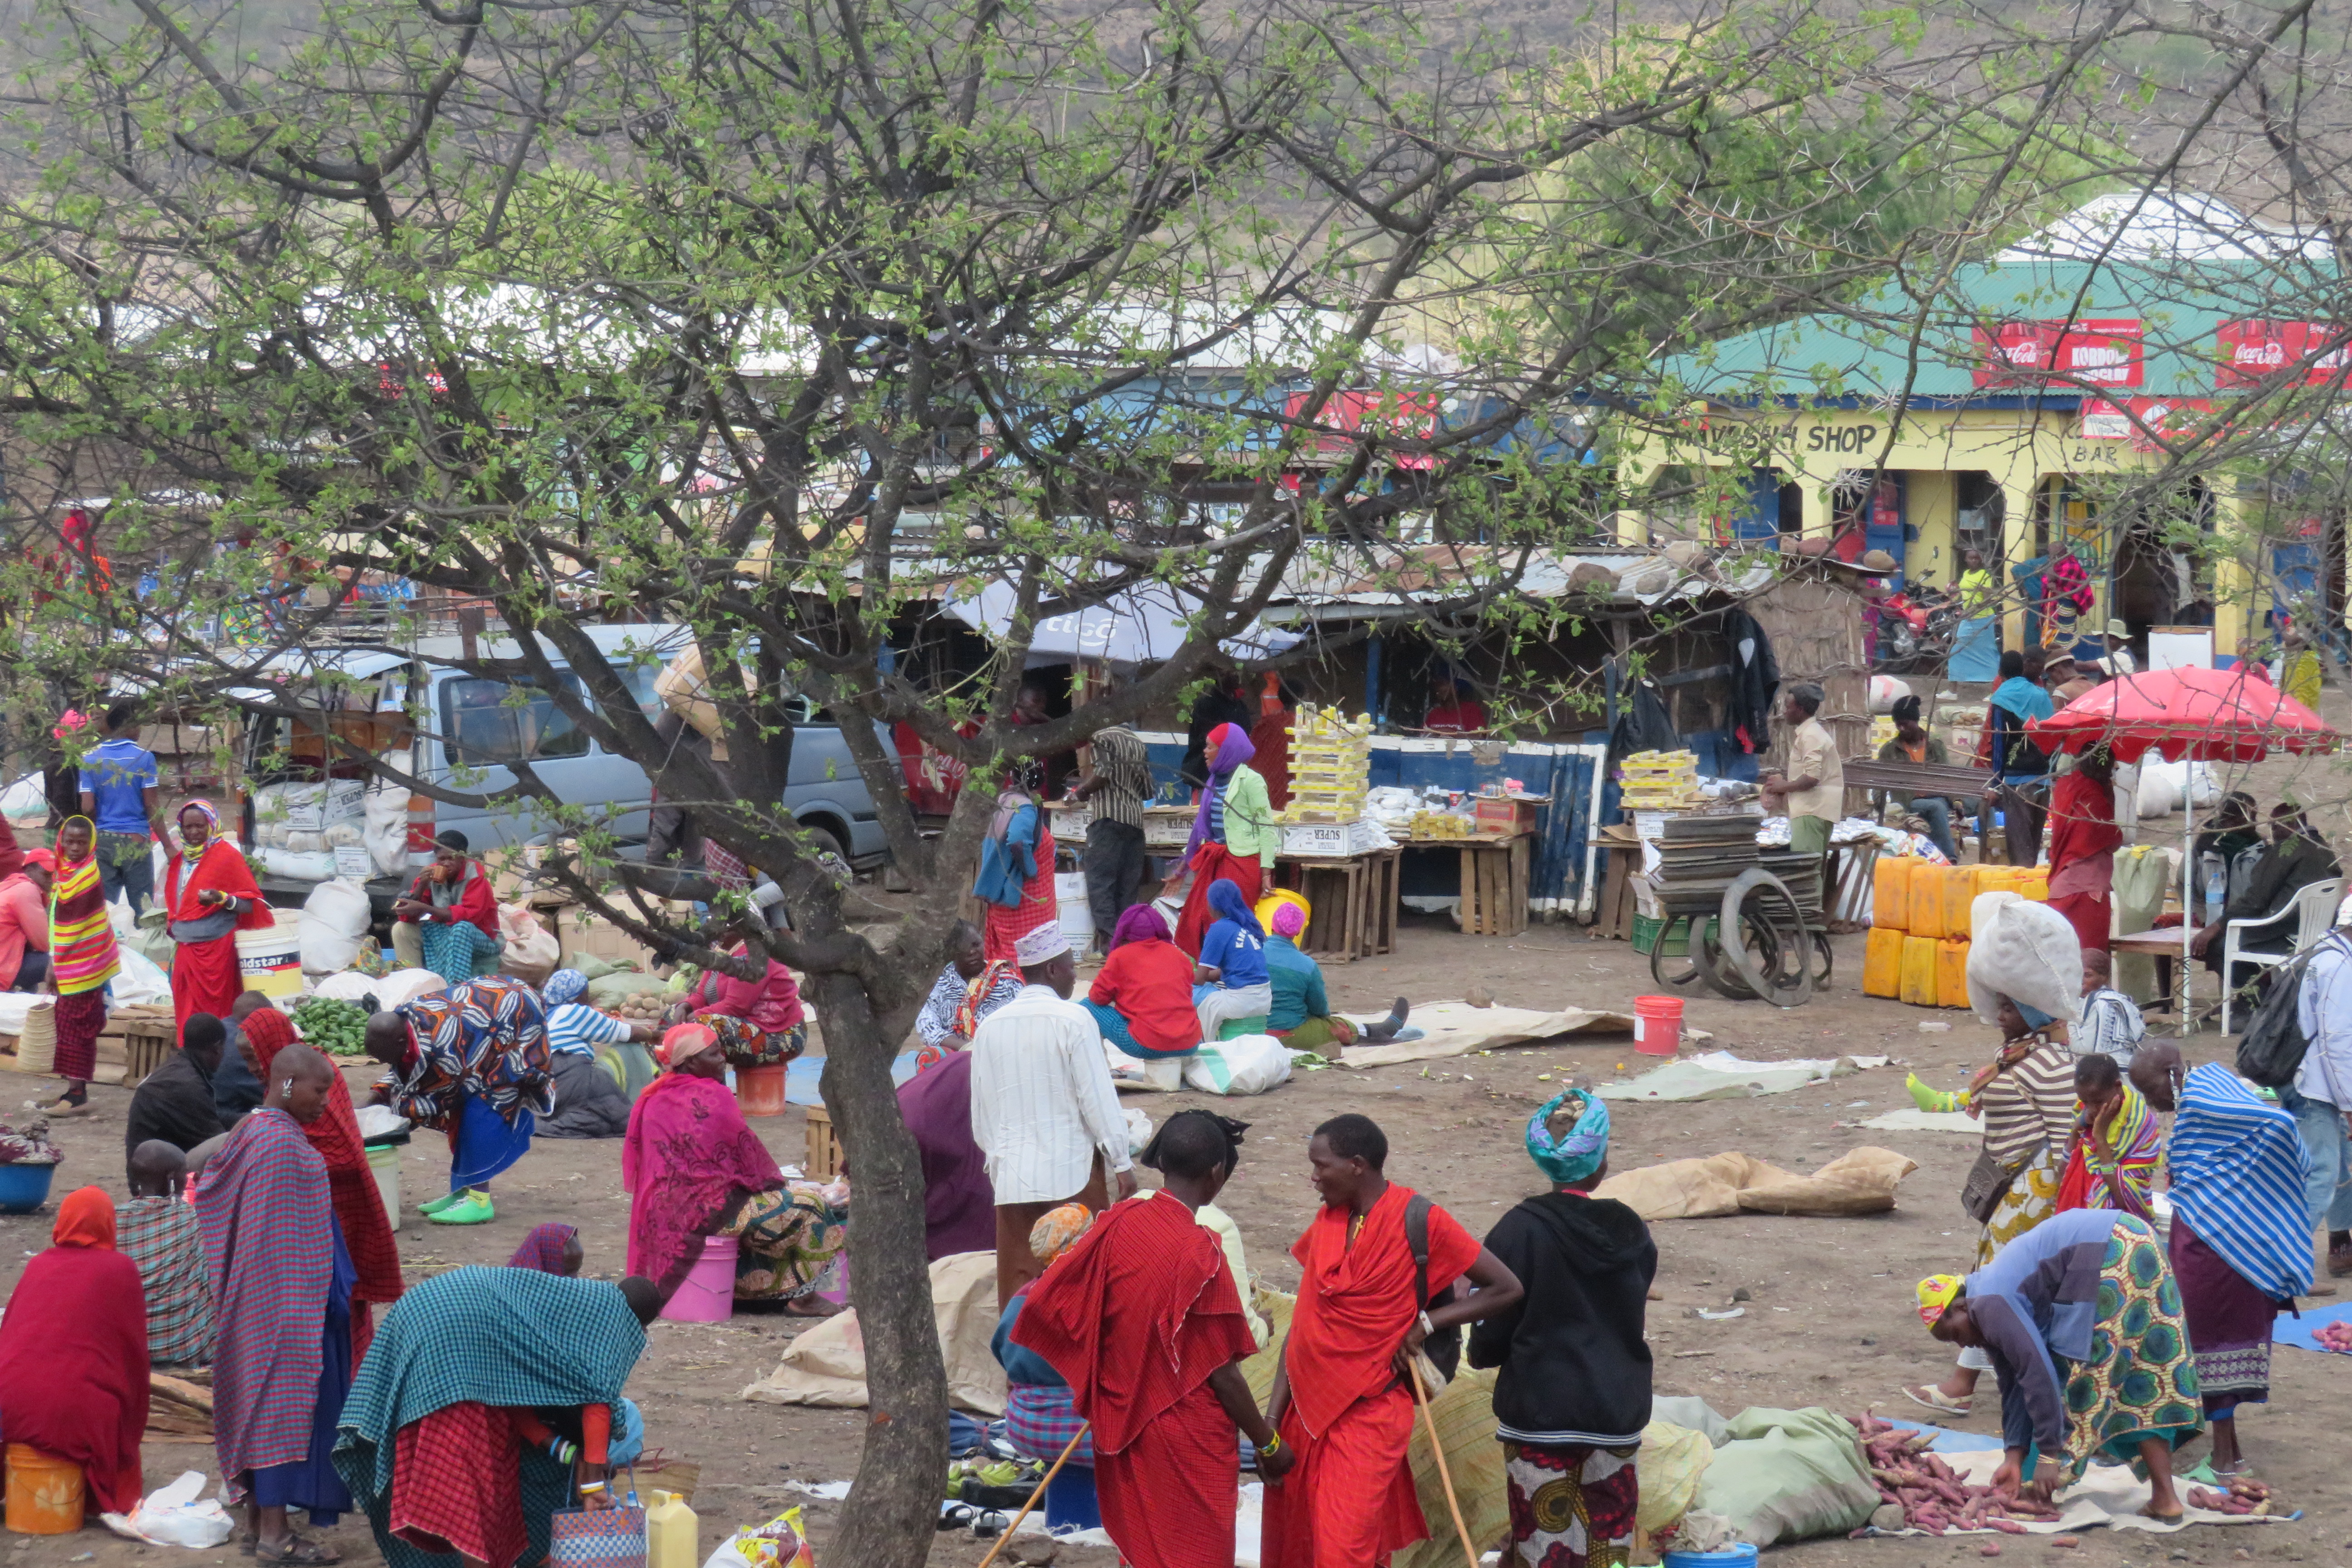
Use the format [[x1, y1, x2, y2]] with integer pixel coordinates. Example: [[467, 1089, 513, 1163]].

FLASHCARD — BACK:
[[37, 816, 118, 1116], [1901, 994, 2078, 1416]]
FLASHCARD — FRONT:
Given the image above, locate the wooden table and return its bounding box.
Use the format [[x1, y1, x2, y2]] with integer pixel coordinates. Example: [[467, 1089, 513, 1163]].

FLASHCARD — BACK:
[[1401, 831, 1532, 938], [1274, 845, 1400, 962]]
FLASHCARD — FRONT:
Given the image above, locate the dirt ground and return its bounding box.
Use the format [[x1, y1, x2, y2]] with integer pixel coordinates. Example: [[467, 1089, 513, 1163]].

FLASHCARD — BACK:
[[9, 680, 2352, 1568]]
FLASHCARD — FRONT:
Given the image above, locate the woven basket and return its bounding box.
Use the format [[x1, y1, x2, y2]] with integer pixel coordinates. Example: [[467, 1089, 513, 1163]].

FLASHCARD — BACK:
[[15, 1001, 56, 1076]]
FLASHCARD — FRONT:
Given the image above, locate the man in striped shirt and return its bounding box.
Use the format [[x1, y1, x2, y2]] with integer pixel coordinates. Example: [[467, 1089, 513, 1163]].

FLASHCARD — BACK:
[[970, 924, 1137, 1305], [120, 1140, 215, 1367], [1069, 722, 1155, 941]]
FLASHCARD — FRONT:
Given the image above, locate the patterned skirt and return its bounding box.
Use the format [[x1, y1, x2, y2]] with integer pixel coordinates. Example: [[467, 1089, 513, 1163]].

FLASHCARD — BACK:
[[1007, 1383, 1093, 1465], [1977, 1143, 2063, 1269], [1503, 1441, 1639, 1568], [700, 1013, 806, 1069], [722, 1185, 846, 1301], [2169, 1216, 2275, 1416], [2059, 1216, 2204, 1478]]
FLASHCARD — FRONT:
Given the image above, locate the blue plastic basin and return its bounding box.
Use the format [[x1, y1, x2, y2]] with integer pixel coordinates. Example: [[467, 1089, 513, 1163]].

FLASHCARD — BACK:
[[0, 1162, 57, 1214]]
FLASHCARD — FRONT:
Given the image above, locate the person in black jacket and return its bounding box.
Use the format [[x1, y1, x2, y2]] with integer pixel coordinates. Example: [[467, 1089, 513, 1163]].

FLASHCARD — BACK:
[[124, 1012, 229, 1155], [1179, 670, 1254, 792], [1469, 1089, 1655, 1568]]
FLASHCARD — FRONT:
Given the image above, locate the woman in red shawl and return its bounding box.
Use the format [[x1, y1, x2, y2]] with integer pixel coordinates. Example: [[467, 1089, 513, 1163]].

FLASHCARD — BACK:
[[623, 1024, 843, 1311], [164, 800, 274, 1039], [245, 1006, 403, 1365], [2046, 745, 2123, 956], [0, 1186, 148, 1516]]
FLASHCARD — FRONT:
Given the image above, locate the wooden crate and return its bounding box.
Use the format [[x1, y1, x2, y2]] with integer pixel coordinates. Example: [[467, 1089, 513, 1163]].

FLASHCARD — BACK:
[[804, 1104, 843, 1178], [1455, 833, 1531, 938], [1274, 845, 1399, 963]]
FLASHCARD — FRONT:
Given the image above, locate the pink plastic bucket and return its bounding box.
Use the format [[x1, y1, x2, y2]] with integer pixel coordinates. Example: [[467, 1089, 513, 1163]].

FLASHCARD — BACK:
[[659, 1235, 739, 1323]]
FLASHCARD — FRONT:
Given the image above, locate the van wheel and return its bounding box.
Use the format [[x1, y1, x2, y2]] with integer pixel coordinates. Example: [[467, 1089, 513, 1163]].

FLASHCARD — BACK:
[[800, 824, 854, 886]]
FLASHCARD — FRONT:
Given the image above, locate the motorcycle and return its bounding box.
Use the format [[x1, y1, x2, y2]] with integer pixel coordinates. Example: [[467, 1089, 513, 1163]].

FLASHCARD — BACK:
[[1877, 582, 1959, 670]]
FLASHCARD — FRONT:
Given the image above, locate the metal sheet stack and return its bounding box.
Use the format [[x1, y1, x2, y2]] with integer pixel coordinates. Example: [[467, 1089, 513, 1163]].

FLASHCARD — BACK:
[[1649, 813, 1764, 916], [1758, 848, 1825, 916]]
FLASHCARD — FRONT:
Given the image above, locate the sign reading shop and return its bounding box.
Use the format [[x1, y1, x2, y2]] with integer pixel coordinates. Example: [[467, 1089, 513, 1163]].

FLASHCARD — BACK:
[[1971, 318, 2145, 389]]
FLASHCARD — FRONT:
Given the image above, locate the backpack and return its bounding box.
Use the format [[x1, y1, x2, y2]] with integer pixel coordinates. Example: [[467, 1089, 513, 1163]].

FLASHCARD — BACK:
[[2236, 932, 2344, 1088], [1403, 1193, 1463, 1380]]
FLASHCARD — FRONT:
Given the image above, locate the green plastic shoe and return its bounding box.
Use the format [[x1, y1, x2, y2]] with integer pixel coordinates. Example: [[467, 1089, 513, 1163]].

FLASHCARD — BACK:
[[1906, 1072, 1966, 1115], [427, 1192, 495, 1225], [418, 1189, 469, 1216]]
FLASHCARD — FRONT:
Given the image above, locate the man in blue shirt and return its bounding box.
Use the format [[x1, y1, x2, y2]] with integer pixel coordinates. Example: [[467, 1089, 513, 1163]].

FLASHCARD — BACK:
[[77, 701, 162, 916]]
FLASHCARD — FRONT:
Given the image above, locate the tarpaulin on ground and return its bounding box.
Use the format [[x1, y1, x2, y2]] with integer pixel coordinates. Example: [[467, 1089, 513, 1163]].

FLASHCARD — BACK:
[[740, 1251, 1006, 1414], [1595, 1050, 1889, 1103], [1338, 1002, 1711, 1069], [1593, 1147, 1918, 1220]]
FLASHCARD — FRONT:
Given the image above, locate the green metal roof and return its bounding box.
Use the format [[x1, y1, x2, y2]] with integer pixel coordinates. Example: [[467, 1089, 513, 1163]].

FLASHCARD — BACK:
[[1669, 254, 2342, 407]]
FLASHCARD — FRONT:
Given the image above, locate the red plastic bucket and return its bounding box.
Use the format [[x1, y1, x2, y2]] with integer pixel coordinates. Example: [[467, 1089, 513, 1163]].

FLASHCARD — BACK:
[[1632, 995, 1683, 1056]]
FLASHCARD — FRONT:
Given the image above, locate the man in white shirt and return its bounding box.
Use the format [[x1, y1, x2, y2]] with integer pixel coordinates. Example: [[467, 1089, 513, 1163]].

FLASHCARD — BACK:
[[971, 923, 1137, 1305], [2293, 927, 2352, 1277], [2101, 618, 2138, 676], [1760, 682, 1844, 862]]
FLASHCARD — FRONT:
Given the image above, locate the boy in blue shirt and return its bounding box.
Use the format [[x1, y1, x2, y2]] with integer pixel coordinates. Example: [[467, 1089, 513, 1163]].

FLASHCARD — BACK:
[[77, 701, 162, 916]]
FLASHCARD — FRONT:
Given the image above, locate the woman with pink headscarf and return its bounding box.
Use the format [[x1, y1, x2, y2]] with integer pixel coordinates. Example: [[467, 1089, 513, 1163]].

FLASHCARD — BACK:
[[1263, 902, 1409, 1051], [1172, 723, 1276, 957], [1084, 906, 1201, 1058]]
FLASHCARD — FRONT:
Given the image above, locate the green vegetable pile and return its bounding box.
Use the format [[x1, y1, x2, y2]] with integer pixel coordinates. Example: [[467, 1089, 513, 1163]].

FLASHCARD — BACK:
[[292, 997, 372, 1056]]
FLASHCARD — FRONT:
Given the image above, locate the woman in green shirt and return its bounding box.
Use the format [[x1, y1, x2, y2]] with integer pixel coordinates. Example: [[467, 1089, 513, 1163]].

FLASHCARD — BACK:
[[1173, 722, 1278, 956], [1261, 902, 1409, 1050]]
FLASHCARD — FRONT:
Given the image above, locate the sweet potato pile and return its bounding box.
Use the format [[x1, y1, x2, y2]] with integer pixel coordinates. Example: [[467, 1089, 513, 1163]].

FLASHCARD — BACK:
[[1850, 1413, 2062, 1535], [2184, 1478, 2272, 1516]]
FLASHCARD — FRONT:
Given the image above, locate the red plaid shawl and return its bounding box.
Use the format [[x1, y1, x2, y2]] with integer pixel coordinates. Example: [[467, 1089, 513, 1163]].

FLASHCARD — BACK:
[[197, 1107, 335, 1476], [245, 1009, 403, 1313]]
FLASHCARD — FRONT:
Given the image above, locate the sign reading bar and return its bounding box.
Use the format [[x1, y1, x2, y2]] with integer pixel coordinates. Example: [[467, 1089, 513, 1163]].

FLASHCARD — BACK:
[[1974, 318, 2145, 388], [2215, 320, 2352, 388]]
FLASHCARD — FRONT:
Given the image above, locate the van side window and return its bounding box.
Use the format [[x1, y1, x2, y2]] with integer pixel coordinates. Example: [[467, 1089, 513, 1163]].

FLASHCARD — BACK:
[[442, 677, 590, 764]]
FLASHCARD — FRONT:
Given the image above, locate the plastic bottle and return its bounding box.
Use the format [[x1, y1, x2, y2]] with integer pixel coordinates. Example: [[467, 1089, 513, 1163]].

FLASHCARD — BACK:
[[646, 1490, 699, 1568], [2201, 851, 2226, 922]]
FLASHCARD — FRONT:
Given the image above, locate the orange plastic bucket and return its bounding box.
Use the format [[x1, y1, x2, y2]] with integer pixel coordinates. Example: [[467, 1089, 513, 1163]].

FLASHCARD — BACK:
[[1632, 995, 1683, 1056], [5, 1444, 83, 1534], [735, 1063, 788, 1118]]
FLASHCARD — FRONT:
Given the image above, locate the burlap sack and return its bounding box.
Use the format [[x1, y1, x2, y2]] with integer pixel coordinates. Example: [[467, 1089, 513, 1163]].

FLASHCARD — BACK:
[[1595, 1146, 1918, 1220]]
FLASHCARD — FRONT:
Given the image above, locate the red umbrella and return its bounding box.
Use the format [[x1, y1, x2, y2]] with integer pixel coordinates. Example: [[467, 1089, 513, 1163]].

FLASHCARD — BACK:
[[2028, 663, 2338, 763]]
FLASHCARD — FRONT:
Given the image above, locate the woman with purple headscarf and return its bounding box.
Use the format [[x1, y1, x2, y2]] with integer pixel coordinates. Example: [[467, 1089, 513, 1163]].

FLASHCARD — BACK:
[[1173, 722, 1276, 957], [1084, 906, 1202, 1058]]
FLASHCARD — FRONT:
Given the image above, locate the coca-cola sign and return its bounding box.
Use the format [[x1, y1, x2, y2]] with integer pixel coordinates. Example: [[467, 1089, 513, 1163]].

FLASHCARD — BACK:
[[1973, 318, 2144, 388], [2215, 320, 2352, 387]]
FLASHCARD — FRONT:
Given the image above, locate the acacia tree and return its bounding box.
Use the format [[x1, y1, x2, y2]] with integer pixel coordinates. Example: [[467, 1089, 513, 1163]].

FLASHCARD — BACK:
[[0, 0, 2094, 1556]]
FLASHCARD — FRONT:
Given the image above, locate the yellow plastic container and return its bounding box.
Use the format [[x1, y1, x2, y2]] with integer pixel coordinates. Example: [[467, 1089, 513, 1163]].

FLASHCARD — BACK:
[[1936, 937, 1972, 1008], [1872, 858, 1911, 931], [1941, 866, 1977, 939], [2019, 868, 2049, 902], [1909, 870, 1948, 939], [1863, 926, 1906, 999], [1899, 934, 1940, 1006], [4, 1444, 83, 1534], [1256, 888, 1310, 936], [647, 1490, 699, 1568]]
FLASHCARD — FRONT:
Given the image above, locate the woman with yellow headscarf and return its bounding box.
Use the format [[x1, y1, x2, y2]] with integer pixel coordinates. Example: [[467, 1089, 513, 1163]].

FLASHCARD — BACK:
[[38, 816, 118, 1115]]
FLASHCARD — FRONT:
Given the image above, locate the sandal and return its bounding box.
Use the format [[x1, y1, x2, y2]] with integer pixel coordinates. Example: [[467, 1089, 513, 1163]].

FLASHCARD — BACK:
[[937, 1503, 976, 1533], [256, 1536, 343, 1565], [1900, 1385, 1972, 1416]]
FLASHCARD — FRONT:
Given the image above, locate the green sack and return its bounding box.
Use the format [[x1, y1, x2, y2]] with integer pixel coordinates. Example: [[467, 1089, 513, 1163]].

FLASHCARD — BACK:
[[1690, 1406, 1880, 1546], [586, 970, 669, 1008]]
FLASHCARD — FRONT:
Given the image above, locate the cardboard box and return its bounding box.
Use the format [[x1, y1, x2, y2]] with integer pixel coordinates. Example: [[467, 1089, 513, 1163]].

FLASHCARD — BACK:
[[1472, 796, 1542, 837], [1280, 818, 1396, 859]]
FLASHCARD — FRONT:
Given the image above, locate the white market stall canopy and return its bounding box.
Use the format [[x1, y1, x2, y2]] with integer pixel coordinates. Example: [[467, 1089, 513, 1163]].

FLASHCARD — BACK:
[[941, 578, 1302, 667]]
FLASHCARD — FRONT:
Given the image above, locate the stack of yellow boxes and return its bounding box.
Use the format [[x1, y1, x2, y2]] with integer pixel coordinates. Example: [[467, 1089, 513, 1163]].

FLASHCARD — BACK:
[[1862, 860, 2050, 1008], [1284, 705, 1372, 823], [1619, 750, 1702, 811]]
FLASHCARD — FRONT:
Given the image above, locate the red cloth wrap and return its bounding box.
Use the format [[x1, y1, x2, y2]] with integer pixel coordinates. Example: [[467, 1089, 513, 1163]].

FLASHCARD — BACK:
[[622, 1073, 783, 1294], [981, 824, 1058, 963], [166, 841, 274, 1038], [1261, 1387, 1423, 1568], [245, 1009, 404, 1336], [391, 1402, 526, 1568], [0, 1226, 149, 1512], [1013, 1191, 1257, 1568], [400, 860, 499, 939], [1174, 844, 1261, 960]]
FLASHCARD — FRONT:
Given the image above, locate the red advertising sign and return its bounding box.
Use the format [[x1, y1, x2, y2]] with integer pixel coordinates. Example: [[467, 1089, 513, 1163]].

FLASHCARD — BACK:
[[2215, 320, 2352, 387], [1974, 318, 2144, 388]]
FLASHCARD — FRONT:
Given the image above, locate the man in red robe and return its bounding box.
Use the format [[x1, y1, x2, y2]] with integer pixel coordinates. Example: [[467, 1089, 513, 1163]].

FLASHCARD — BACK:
[[2046, 744, 2122, 956], [1014, 1114, 1293, 1568], [1261, 1113, 1523, 1568]]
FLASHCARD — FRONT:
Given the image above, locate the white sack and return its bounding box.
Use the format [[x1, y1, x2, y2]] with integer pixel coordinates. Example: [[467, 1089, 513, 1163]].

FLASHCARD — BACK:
[[1965, 892, 2084, 1025], [111, 947, 171, 1009], [1182, 1034, 1293, 1096], [299, 878, 375, 975], [371, 967, 449, 1010], [364, 775, 412, 878], [0, 772, 44, 818], [1867, 675, 1912, 715]]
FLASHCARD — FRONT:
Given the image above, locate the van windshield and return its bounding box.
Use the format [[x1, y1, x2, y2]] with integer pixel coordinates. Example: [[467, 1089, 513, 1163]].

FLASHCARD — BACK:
[[442, 676, 589, 764]]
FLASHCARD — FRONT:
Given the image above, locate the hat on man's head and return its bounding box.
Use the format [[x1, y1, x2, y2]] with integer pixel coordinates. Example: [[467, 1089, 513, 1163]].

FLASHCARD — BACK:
[[1014, 925, 1072, 968], [2104, 617, 2129, 639]]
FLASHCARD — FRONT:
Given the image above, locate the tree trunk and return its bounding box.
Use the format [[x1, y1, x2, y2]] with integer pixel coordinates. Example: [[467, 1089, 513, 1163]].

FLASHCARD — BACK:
[[806, 970, 949, 1568]]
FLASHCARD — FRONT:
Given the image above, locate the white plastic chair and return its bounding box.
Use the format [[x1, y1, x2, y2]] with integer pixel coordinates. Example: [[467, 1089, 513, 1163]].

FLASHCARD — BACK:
[[2220, 876, 2346, 1033]]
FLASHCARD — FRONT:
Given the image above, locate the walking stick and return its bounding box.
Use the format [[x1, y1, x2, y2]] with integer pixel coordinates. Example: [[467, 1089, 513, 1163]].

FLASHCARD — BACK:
[[1409, 1357, 1480, 1568], [973, 1424, 1090, 1568]]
